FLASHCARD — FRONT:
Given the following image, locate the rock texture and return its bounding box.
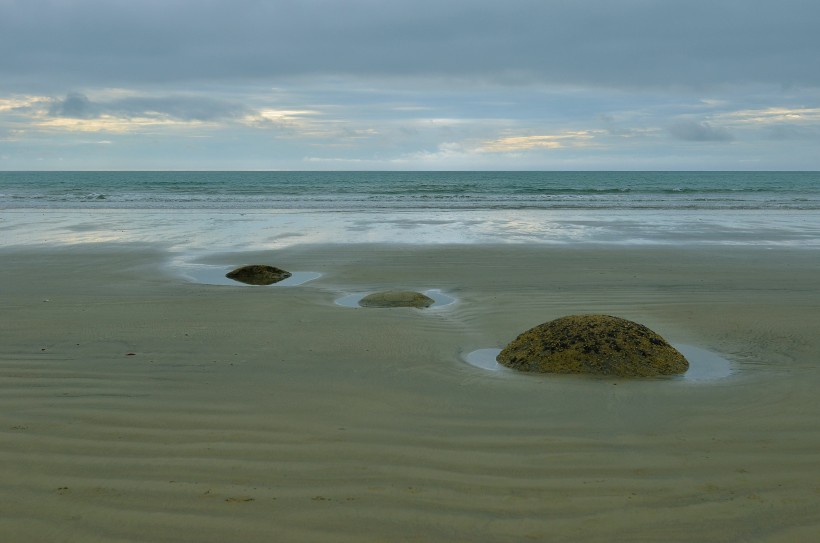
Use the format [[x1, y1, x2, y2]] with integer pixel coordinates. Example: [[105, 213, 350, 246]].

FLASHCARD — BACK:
[[225, 265, 291, 286], [358, 290, 435, 308], [497, 314, 688, 377]]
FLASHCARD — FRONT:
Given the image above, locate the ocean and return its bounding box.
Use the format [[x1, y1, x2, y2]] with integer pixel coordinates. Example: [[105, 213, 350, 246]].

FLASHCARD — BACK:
[[2, 171, 819, 249], [1, 171, 819, 210]]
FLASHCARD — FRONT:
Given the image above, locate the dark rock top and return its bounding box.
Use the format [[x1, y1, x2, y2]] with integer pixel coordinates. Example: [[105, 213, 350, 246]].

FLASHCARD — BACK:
[[358, 290, 435, 308], [497, 314, 689, 377], [225, 265, 292, 285]]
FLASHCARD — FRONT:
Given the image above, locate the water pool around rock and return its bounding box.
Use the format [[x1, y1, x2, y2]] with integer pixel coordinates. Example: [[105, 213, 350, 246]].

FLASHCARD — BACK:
[[335, 289, 456, 309], [462, 344, 732, 382]]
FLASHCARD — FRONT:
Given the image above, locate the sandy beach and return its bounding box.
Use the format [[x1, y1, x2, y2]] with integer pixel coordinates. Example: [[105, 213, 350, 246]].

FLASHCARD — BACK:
[[1, 240, 818, 542], [4, 0, 820, 535]]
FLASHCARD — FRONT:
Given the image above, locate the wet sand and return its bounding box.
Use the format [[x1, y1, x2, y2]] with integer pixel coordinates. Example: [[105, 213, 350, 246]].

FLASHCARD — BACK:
[[1, 243, 819, 542]]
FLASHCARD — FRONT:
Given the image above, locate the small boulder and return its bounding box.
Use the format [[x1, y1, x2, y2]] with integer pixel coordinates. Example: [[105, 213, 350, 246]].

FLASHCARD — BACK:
[[358, 290, 435, 308], [226, 265, 291, 285], [497, 314, 688, 377]]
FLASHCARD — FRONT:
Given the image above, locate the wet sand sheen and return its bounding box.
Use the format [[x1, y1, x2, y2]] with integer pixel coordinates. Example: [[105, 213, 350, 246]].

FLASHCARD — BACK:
[[1, 243, 819, 542]]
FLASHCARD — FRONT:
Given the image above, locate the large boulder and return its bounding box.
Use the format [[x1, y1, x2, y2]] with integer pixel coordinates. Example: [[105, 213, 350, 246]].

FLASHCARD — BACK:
[[358, 290, 435, 308], [497, 314, 688, 377], [225, 265, 291, 285]]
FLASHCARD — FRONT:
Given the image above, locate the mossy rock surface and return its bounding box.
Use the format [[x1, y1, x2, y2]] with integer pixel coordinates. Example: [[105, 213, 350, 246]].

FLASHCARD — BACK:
[[497, 314, 688, 377], [225, 265, 291, 285], [358, 290, 434, 308]]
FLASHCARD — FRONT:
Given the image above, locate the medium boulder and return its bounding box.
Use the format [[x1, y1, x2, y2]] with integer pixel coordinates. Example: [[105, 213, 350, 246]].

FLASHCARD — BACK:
[[225, 265, 291, 285], [497, 314, 688, 377], [358, 290, 435, 308]]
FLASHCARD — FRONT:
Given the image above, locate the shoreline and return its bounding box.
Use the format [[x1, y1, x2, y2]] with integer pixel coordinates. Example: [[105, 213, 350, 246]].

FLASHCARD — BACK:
[[2, 241, 819, 541], [4, 207, 820, 250]]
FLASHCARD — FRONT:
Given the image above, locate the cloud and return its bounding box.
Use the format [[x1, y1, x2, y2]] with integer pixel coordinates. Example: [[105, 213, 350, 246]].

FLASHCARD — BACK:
[[480, 131, 600, 152], [108, 96, 249, 122], [763, 124, 820, 140], [47, 92, 248, 121], [21, 91, 261, 133], [718, 107, 820, 126], [35, 115, 215, 134], [2, 0, 819, 90], [668, 120, 733, 142], [0, 95, 50, 113], [724, 108, 820, 140], [240, 108, 321, 128], [19, 91, 357, 140], [48, 92, 96, 118]]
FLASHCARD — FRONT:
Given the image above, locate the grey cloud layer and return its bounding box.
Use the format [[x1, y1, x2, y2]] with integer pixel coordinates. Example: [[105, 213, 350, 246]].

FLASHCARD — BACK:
[[2, 0, 819, 90], [4, 0, 820, 170]]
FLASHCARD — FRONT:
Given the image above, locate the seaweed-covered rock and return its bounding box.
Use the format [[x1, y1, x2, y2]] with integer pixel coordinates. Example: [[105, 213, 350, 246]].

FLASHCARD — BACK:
[[358, 290, 434, 308], [225, 265, 291, 285], [497, 314, 688, 377]]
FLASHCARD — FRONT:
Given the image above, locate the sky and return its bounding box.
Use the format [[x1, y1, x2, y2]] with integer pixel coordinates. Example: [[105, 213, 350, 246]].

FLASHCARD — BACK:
[[1, 0, 819, 170]]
